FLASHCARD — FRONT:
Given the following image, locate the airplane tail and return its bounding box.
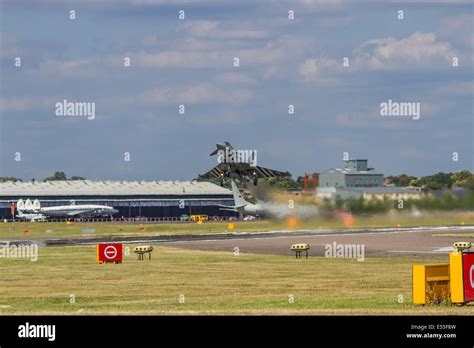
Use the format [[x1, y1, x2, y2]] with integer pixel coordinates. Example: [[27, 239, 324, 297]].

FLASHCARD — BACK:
[[231, 181, 247, 208], [25, 199, 32, 210], [17, 199, 25, 212], [17, 199, 40, 212], [33, 199, 41, 210], [210, 142, 233, 156]]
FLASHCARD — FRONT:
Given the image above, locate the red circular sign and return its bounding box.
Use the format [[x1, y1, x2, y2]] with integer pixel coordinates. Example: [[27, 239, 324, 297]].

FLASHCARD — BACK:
[[104, 245, 118, 259]]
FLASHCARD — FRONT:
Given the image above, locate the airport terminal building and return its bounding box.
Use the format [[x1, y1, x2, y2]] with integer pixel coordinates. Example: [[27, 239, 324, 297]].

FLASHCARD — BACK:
[[0, 180, 237, 220], [319, 159, 384, 188], [317, 159, 422, 201]]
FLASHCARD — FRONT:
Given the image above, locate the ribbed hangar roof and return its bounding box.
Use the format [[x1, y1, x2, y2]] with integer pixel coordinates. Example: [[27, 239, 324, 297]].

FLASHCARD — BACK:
[[0, 180, 231, 196]]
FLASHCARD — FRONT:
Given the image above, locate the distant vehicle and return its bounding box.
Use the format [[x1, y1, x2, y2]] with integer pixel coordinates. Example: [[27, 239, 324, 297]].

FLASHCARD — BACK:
[[190, 214, 208, 222], [199, 142, 291, 185], [243, 215, 257, 221], [218, 181, 262, 216], [134, 216, 147, 222], [16, 199, 118, 220], [180, 214, 190, 221]]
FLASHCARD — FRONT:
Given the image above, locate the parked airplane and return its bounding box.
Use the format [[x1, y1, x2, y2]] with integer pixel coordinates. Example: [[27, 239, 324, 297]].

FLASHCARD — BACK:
[[16, 211, 47, 222], [16, 199, 118, 219], [199, 142, 291, 185], [219, 181, 262, 216]]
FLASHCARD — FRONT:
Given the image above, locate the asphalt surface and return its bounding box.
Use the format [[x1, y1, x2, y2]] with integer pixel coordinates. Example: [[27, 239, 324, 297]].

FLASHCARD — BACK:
[[164, 227, 474, 258], [3, 225, 474, 258]]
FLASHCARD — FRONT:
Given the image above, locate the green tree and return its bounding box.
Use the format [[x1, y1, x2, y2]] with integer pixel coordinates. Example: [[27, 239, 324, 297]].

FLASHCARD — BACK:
[[264, 176, 300, 190], [451, 170, 473, 188], [464, 176, 474, 190], [388, 174, 417, 187], [70, 176, 86, 180], [423, 180, 443, 191], [44, 171, 67, 181], [0, 176, 22, 182], [409, 179, 421, 187], [419, 172, 453, 190]]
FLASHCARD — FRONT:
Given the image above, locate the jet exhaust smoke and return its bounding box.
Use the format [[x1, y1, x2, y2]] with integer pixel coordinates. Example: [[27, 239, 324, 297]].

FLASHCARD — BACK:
[[257, 202, 319, 219]]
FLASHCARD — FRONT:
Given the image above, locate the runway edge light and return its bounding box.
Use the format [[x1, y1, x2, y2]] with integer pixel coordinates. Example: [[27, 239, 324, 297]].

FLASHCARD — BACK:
[[134, 245, 153, 260], [290, 243, 310, 259]]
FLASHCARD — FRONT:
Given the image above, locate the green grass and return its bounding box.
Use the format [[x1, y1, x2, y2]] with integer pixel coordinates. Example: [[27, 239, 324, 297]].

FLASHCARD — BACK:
[[0, 245, 472, 315], [0, 211, 472, 240]]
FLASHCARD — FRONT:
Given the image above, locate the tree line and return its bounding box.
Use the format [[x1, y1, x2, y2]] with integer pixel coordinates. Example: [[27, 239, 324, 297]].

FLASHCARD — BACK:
[[0, 171, 85, 183], [386, 170, 474, 191], [265, 170, 474, 191]]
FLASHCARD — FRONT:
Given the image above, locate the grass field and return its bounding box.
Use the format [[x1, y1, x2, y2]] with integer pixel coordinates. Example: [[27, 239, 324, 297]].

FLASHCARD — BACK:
[[0, 211, 472, 240], [0, 245, 472, 315]]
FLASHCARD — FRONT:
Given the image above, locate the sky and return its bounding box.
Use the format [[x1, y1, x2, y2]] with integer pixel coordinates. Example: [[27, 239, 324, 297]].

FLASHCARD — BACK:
[[0, 0, 473, 181]]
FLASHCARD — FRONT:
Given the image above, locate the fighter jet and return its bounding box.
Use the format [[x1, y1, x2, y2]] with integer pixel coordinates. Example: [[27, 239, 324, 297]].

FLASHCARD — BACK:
[[198, 142, 291, 185]]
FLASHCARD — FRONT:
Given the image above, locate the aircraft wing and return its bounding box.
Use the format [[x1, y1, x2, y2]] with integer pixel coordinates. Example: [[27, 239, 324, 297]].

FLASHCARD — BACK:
[[251, 165, 291, 178], [198, 163, 227, 179], [218, 207, 239, 212], [199, 164, 290, 179]]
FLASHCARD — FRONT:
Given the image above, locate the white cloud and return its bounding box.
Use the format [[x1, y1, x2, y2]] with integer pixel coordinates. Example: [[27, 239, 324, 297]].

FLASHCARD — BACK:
[[38, 59, 96, 76], [353, 32, 455, 70], [140, 83, 253, 105], [299, 32, 459, 84], [128, 35, 311, 70], [180, 21, 268, 40], [298, 58, 341, 83], [299, 59, 318, 78], [130, 50, 225, 69]]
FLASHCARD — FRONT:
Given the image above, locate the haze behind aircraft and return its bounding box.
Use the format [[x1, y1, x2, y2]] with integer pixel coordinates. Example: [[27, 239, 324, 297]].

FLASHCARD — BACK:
[[219, 181, 262, 216], [199, 142, 291, 185], [16, 199, 118, 220]]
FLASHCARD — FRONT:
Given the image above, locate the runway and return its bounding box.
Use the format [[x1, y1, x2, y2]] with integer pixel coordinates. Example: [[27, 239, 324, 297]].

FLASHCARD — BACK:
[[163, 226, 474, 258], [6, 225, 473, 259]]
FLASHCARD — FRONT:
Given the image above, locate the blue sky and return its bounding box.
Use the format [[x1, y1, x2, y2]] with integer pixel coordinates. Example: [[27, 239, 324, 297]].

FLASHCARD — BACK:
[[0, 0, 473, 181]]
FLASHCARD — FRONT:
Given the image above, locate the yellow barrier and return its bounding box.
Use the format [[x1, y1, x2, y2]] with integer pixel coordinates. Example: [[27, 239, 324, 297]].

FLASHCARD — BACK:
[[449, 252, 464, 304], [412, 242, 473, 305], [412, 264, 450, 305]]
